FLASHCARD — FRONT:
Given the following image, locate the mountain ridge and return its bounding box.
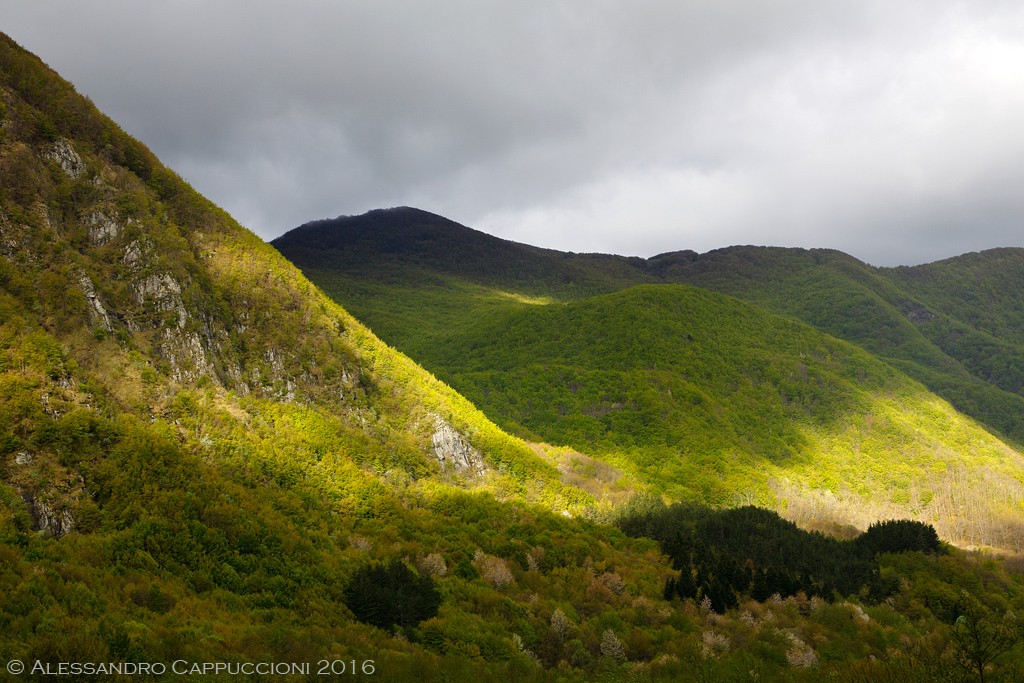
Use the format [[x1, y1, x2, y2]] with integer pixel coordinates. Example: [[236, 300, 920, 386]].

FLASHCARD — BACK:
[[275, 210, 1024, 445], [275, 208, 1024, 549]]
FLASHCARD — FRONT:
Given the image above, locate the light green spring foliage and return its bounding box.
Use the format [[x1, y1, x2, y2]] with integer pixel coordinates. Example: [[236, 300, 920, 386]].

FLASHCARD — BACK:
[[277, 211, 1024, 550], [418, 284, 1024, 547], [4, 32, 1024, 680]]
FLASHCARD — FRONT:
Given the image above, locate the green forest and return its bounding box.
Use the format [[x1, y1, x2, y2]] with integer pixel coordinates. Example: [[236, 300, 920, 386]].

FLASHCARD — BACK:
[[2, 31, 1024, 681]]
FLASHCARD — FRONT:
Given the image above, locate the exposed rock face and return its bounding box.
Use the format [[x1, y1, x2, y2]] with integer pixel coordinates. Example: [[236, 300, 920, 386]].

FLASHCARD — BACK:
[[131, 272, 189, 329], [0, 209, 17, 256], [32, 498, 75, 538], [160, 327, 215, 384], [19, 490, 75, 538], [35, 499, 74, 536], [45, 138, 85, 178], [431, 416, 487, 476], [77, 272, 113, 331], [83, 209, 121, 246], [123, 239, 147, 270]]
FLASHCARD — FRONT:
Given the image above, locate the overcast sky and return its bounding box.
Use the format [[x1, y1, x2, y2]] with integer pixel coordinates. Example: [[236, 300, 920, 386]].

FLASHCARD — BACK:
[[4, 1, 1024, 265]]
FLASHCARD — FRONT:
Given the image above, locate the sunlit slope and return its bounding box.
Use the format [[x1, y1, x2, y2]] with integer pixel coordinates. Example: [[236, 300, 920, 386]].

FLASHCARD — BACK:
[[0, 34, 566, 503], [431, 284, 1024, 547]]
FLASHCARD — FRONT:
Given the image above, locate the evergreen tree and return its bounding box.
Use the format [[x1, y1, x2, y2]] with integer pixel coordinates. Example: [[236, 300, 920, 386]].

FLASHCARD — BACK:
[[343, 559, 442, 630]]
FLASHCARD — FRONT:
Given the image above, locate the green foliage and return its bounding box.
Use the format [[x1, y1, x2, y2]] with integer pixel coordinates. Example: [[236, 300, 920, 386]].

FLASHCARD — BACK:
[[344, 559, 442, 630], [856, 520, 941, 557], [5, 30, 1024, 680], [951, 600, 1022, 682], [278, 212, 1024, 549]]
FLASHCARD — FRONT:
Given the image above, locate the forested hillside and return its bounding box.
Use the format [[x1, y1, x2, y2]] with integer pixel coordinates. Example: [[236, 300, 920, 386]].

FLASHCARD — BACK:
[[277, 211, 1024, 448], [276, 212, 1024, 551], [4, 32, 1024, 681]]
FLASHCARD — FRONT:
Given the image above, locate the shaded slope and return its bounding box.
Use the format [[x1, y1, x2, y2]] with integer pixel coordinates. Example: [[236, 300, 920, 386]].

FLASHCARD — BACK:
[[273, 207, 660, 362], [885, 248, 1024, 396], [274, 206, 656, 297], [664, 246, 1024, 444]]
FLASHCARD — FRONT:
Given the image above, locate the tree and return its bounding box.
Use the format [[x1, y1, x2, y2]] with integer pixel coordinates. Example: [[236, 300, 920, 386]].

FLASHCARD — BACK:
[[343, 560, 442, 630], [857, 520, 940, 556], [600, 629, 626, 662], [951, 601, 1020, 683]]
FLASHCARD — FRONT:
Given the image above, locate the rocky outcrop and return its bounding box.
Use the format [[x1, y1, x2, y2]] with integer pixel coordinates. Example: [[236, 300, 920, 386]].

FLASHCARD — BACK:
[[83, 209, 121, 246], [160, 327, 215, 384], [17, 482, 77, 539], [0, 208, 17, 256], [123, 239, 148, 270], [45, 138, 85, 178], [77, 272, 113, 332], [431, 416, 487, 476], [131, 272, 189, 329], [32, 497, 75, 538]]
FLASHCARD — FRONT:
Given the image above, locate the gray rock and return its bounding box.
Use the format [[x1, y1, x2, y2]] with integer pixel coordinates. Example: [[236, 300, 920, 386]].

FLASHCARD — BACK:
[[123, 239, 147, 269], [131, 273, 189, 329], [160, 328, 215, 384], [77, 272, 113, 332], [83, 209, 120, 246], [45, 138, 85, 178], [33, 499, 74, 538], [899, 300, 936, 323], [14, 451, 33, 465], [431, 416, 487, 476]]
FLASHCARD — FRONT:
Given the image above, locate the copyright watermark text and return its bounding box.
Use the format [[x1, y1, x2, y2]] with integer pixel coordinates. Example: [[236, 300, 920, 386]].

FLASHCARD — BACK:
[[3, 659, 375, 677]]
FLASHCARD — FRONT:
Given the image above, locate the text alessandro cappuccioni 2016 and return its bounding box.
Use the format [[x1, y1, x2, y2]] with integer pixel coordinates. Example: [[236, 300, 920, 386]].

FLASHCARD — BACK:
[[16, 659, 376, 676]]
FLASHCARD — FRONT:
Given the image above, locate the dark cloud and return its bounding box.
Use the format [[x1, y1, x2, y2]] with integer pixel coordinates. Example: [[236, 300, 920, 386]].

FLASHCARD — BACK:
[[3, 1, 1024, 265]]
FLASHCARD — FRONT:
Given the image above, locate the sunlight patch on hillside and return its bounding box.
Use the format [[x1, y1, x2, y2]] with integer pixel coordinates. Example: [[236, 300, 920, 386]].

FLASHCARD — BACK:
[[491, 290, 555, 305]]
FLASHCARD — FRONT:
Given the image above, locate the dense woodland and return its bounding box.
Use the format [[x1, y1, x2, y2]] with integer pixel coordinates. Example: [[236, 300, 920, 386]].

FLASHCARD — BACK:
[[280, 222, 1024, 552], [2, 31, 1024, 681]]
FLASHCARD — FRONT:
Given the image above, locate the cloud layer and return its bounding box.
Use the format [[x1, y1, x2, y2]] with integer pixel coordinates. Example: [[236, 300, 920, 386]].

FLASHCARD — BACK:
[[4, 1, 1024, 265]]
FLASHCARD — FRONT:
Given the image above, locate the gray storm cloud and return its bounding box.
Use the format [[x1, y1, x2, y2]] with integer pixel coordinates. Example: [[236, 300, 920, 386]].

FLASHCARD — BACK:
[[3, 0, 1024, 265]]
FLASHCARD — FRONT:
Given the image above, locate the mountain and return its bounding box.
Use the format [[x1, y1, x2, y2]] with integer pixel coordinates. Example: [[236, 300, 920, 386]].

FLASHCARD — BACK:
[[276, 211, 1024, 447], [661, 245, 1024, 445], [275, 212, 1024, 549], [0, 34, 672, 677], [5, 33, 1024, 681]]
